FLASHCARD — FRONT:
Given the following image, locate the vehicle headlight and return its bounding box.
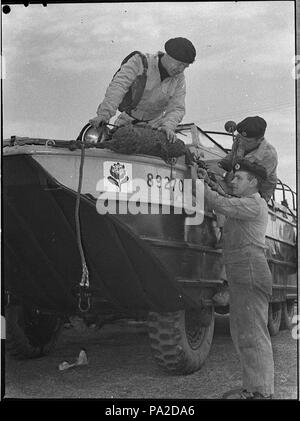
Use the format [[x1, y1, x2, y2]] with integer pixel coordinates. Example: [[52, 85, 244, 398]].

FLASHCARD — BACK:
[[82, 124, 100, 143]]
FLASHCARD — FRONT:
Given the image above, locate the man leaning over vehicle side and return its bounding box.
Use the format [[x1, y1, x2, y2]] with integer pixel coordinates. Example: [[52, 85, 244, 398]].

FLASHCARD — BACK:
[[89, 37, 196, 143], [207, 116, 278, 202], [193, 159, 274, 400]]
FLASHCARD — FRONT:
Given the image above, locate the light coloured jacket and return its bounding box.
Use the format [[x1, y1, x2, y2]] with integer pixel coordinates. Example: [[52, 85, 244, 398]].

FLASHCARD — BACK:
[[96, 52, 186, 131], [219, 138, 278, 201], [205, 190, 269, 254], [204, 189, 272, 294]]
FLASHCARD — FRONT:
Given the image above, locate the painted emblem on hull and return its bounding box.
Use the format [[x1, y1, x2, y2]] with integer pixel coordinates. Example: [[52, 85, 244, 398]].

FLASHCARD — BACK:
[[107, 162, 129, 190]]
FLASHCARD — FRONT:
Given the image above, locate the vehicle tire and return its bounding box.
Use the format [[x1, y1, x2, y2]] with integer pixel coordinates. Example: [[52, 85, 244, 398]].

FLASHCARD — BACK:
[[147, 306, 215, 375], [5, 304, 62, 359], [267, 302, 282, 336], [280, 300, 295, 330]]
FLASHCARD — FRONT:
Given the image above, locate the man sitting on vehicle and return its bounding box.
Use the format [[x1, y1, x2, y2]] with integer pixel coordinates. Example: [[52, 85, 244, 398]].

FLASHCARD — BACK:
[[89, 37, 196, 143], [207, 116, 278, 202]]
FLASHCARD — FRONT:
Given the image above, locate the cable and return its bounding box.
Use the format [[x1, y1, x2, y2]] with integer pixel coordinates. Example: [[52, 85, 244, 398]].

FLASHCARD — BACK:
[[194, 102, 295, 127], [75, 140, 91, 313]]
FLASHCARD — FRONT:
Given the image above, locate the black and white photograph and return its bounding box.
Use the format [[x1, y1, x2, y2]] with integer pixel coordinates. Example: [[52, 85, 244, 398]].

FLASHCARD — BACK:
[[1, 1, 298, 404]]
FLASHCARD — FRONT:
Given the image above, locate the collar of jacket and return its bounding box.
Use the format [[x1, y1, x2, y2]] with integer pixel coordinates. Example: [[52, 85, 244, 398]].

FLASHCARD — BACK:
[[147, 51, 184, 82], [240, 192, 262, 200], [158, 52, 170, 81], [244, 137, 267, 157]]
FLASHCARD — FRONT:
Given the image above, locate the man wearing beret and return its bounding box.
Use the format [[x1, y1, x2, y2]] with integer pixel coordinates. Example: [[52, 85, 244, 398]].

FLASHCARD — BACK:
[[208, 116, 278, 202], [193, 159, 274, 399], [89, 37, 196, 143]]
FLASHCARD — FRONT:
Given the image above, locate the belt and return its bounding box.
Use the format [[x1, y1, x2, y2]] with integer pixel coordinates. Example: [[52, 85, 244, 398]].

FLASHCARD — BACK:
[[125, 112, 151, 125], [224, 244, 267, 263]]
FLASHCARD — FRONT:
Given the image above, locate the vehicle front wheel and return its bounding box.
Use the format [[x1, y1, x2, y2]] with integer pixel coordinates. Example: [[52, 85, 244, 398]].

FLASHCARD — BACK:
[[5, 304, 62, 359], [148, 306, 215, 375], [267, 302, 282, 336]]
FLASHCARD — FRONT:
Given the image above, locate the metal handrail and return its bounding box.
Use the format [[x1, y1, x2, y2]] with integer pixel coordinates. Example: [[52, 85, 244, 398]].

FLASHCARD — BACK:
[[274, 179, 297, 212]]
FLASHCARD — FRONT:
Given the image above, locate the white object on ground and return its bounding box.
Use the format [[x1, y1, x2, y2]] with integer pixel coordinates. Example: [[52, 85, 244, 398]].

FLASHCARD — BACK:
[[58, 349, 88, 371]]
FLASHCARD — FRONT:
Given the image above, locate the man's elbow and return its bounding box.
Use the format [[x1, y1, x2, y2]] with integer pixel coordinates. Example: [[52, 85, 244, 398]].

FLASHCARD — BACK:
[[219, 156, 233, 172], [173, 104, 185, 119], [164, 110, 185, 129]]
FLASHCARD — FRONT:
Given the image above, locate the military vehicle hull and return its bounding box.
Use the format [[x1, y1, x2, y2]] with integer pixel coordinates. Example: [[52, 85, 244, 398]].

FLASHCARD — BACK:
[[3, 124, 297, 373]]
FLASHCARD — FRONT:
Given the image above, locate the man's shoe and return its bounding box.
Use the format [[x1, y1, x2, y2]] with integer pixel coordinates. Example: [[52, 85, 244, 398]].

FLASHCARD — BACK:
[[222, 388, 251, 399], [222, 388, 273, 400], [251, 392, 273, 400]]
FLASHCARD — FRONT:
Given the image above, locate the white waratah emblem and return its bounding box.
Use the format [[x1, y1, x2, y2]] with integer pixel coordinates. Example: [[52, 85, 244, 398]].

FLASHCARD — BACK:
[[234, 163, 240, 170], [107, 162, 129, 190]]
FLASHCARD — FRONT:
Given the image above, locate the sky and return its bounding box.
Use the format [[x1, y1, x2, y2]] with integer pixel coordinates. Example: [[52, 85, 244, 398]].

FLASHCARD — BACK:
[[2, 1, 297, 191]]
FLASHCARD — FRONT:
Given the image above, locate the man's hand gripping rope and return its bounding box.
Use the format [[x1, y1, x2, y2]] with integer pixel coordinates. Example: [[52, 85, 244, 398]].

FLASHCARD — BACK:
[[190, 157, 230, 197]]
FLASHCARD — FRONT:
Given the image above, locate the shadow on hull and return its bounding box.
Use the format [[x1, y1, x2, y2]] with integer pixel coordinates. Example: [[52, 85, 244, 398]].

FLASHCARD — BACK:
[[4, 155, 196, 315]]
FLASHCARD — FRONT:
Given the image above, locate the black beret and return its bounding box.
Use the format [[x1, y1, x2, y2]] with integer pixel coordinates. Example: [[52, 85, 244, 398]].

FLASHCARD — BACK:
[[236, 116, 267, 139], [233, 159, 267, 181], [165, 37, 196, 64]]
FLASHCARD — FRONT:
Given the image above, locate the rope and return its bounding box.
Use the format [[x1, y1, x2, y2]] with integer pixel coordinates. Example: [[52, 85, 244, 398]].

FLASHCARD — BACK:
[[75, 141, 91, 312], [195, 159, 230, 197]]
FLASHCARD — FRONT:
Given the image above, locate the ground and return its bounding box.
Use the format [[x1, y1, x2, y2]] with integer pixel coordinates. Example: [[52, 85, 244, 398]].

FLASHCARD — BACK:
[[3, 314, 298, 400]]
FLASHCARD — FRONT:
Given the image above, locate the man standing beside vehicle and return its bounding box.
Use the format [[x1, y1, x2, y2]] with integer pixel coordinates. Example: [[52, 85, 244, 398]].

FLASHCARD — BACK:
[[89, 37, 196, 143], [193, 159, 274, 399]]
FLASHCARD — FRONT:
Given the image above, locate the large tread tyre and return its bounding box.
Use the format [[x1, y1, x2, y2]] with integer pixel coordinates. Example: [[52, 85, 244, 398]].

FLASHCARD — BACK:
[[280, 300, 295, 330], [148, 307, 215, 375], [267, 302, 282, 336], [5, 304, 62, 359]]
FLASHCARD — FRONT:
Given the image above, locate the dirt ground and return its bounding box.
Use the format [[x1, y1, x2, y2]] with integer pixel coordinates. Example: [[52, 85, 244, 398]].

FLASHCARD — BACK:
[[3, 314, 298, 401]]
